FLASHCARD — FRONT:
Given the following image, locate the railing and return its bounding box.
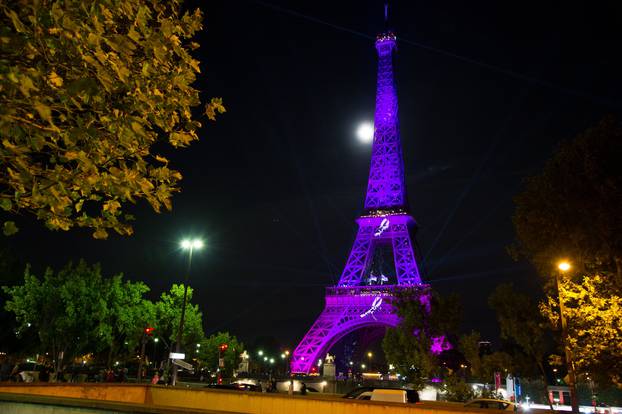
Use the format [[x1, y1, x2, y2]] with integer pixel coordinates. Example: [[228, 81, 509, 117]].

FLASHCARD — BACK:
[[326, 284, 429, 297]]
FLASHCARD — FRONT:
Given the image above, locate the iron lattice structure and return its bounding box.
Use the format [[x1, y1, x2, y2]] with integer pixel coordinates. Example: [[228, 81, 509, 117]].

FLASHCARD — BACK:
[[291, 31, 426, 374]]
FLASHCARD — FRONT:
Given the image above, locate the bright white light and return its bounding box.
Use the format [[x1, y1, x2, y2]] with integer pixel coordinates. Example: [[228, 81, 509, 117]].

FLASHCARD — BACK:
[[181, 238, 204, 250], [356, 122, 374, 143]]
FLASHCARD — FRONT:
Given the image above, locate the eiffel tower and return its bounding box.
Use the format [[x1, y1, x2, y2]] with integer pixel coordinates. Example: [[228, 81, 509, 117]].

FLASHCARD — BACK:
[[290, 7, 428, 374]]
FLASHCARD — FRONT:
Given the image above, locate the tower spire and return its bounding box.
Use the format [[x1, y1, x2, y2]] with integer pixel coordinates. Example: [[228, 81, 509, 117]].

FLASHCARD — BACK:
[[363, 24, 407, 212]]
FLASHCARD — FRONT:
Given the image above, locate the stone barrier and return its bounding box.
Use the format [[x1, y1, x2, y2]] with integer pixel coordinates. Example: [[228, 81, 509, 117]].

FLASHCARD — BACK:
[[0, 383, 492, 414]]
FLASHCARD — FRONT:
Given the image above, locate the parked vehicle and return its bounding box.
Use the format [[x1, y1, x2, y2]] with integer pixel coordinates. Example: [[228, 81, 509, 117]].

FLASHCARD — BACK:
[[206, 383, 261, 392], [464, 398, 516, 411], [11, 362, 42, 382], [343, 387, 420, 403]]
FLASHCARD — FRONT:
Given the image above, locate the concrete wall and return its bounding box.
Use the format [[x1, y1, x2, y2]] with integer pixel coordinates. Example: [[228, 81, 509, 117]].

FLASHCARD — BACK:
[[0, 383, 483, 414], [0, 401, 123, 414]]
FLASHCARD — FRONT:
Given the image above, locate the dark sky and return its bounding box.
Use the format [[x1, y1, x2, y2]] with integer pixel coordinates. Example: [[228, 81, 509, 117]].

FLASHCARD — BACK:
[[5, 1, 622, 350]]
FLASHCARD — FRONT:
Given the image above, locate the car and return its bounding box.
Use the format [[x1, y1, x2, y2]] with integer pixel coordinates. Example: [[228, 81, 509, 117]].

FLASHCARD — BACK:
[[343, 387, 420, 403], [464, 398, 517, 411], [206, 383, 261, 392], [11, 362, 42, 382]]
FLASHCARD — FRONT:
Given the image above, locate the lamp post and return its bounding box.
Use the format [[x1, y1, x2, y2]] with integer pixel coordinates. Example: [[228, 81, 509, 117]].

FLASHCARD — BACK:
[[171, 238, 204, 386], [556, 260, 579, 414]]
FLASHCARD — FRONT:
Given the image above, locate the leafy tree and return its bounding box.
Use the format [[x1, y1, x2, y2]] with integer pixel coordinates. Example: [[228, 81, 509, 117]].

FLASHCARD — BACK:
[[382, 287, 460, 389], [489, 283, 554, 410], [197, 332, 244, 377], [3, 260, 111, 371], [443, 374, 475, 402], [459, 331, 483, 379], [540, 274, 622, 388], [100, 275, 155, 367], [459, 330, 514, 383], [0, 0, 225, 238], [154, 283, 204, 352], [512, 117, 622, 288], [0, 244, 25, 353]]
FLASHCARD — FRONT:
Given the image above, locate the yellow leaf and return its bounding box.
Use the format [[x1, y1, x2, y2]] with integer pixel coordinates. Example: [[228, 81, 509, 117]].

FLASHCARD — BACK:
[[155, 155, 168, 164], [48, 71, 63, 87], [93, 228, 108, 239], [65, 151, 79, 160], [205, 97, 226, 121], [34, 102, 52, 122], [103, 200, 120, 213], [6, 10, 27, 33]]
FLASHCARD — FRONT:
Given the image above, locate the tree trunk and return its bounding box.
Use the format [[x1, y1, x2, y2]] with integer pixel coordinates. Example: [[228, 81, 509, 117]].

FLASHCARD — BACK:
[[107, 340, 114, 369], [537, 360, 555, 412], [614, 256, 622, 291]]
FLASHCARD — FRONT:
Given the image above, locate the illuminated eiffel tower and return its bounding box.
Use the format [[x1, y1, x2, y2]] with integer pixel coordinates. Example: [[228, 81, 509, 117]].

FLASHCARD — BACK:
[[291, 5, 429, 374]]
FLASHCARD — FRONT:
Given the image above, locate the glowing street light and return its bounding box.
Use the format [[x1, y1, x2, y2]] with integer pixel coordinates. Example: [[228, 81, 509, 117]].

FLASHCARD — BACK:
[[356, 122, 374, 143], [558, 261, 571, 272], [258, 350, 264, 356], [280, 353, 286, 359], [181, 239, 204, 250], [171, 237, 204, 386]]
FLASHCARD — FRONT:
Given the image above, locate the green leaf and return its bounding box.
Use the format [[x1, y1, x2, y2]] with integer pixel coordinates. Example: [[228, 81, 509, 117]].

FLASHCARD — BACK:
[[0, 198, 12, 211], [3, 221, 19, 236]]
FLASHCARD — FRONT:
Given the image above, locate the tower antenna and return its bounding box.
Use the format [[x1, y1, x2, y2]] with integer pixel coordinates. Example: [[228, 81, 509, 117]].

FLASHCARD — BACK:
[[384, 1, 389, 29]]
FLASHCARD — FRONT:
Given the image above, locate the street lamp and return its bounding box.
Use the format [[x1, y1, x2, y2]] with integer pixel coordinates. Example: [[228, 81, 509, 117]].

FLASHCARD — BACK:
[[171, 238, 204, 386], [556, 260, 579, 414]]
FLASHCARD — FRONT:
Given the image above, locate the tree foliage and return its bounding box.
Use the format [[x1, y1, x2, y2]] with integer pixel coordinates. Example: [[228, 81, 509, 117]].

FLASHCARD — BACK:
[[458, 330, 513, 383], [154, 283, 204, 351], [512, 117, 622, 287], [0, 0, 225, 238], [541, 274, 622, 388], [2, 260, 205, 370], [489, 283, 554, 409], [197, 331, 244, 377], [382, 287, 460, 389], [3, 260, 111, 369]]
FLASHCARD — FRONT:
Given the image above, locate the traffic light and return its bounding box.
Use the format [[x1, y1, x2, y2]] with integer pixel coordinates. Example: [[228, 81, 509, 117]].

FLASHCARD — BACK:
[[144, 327, 155, 336]]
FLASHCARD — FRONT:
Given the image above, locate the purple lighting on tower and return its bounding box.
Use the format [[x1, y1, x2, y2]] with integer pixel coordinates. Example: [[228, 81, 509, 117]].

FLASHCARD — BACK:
[[364, 32, 407, 212], [291, 15, 428, 375]]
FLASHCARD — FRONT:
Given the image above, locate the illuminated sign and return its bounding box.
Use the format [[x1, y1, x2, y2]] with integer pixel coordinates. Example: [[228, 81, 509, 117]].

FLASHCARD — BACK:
[[169, 352, 185, 360], [360, 296, 383, 319], [374, 218, 390, 237]]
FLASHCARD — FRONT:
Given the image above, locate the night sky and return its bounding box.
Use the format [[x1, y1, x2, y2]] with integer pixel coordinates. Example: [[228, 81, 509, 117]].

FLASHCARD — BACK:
[[4, 1, 622, 350]]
